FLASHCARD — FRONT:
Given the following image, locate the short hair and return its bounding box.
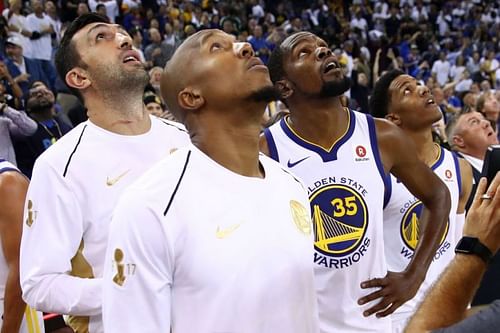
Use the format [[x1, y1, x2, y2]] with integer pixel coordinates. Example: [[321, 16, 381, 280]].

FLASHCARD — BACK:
[[267, 46, 286, 84], [369, 69, 405, 118], [54, 13, 109, 101], [476, 93, 486, 113]]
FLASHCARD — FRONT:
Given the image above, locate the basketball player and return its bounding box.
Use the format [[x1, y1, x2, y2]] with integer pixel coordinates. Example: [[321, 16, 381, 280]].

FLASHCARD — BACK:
[[263, 32, 450, 332], [19, 14, 190, 333], [0, 159, 44, 333], [102, 29, 318, 333], [370, 70, 473, 332]]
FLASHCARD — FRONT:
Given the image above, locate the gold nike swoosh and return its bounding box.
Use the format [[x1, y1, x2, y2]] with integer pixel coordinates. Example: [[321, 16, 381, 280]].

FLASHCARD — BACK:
[[216, 224, 241, 239], [106, 170, 130, 186]]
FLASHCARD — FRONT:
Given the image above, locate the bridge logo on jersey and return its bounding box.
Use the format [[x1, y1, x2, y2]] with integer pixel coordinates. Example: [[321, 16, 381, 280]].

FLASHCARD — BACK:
[[400, 201, 449, 251], [310, 184, 369, 257]]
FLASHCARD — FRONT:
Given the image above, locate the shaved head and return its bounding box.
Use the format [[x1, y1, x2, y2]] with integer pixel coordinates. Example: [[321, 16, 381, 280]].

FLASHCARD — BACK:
[[161, 29, 276, 123], [161, 30, 224, 121]]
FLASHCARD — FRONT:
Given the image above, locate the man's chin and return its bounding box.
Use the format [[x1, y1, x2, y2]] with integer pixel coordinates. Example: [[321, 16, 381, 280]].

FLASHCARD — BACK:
[[319, 76, 351, 98], [247, 85, 281, 103]]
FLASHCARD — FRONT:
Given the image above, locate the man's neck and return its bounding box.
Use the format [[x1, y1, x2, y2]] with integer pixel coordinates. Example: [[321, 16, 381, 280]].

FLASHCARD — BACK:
[[86, 94, 151, 135], [406, 129, 439, 166], [288, 95, 348, 150], [189, 102, 266, 178], [30, 107, 55, 122]]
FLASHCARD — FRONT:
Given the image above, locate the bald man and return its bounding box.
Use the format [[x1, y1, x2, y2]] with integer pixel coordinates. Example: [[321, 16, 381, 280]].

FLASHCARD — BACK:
[[102, 29, 319, 333]]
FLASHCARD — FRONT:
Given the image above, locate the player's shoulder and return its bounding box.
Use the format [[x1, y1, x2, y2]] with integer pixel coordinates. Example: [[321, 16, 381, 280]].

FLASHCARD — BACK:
[[34, 122, 90, 171], [127, 146, 193, 194], [260, 153, 306, 189], [152, 117, 189, 136]]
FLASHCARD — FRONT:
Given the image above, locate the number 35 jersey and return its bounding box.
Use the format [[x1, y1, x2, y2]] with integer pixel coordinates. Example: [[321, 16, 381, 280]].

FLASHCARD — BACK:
[[264, 109, 391, 333]]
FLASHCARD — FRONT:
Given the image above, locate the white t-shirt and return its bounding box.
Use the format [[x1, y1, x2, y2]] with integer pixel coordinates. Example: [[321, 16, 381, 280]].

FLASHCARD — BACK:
[[102, 145, 319, 333], [0, 160, 44, 333], [20, 117, 190, 333], [26, 13, 53, 61], [3, 10, 32, 58], [431, 59, 451, 86]]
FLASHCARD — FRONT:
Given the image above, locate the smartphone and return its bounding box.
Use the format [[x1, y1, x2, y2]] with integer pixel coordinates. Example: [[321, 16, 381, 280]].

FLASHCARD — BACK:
[[481, 145, 500, 184]]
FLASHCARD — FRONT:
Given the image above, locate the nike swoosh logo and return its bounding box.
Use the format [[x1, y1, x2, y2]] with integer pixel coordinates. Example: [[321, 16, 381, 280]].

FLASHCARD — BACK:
[[287, 157, 310, 168], [216, 224, 241, 239], [106, 170, 130, 186]]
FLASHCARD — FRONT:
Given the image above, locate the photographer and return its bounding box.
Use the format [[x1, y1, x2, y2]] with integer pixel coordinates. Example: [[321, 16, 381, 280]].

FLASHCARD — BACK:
[[0, 81, 37, 165]]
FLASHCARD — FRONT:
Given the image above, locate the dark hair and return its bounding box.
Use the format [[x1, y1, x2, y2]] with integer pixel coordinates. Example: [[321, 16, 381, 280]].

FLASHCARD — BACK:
[[96, 3, 106, 10], [267, 46, 286, 84], [369, 69, 405, 118], [54, 13, 109, 101]]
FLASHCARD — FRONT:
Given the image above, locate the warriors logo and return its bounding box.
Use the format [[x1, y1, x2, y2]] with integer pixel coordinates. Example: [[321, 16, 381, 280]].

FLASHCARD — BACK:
[[310, 184, 368, 257], [401, 201, 449, 250]]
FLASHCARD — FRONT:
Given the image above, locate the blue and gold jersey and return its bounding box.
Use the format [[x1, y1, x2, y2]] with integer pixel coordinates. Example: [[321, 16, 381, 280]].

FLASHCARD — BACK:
[[0, 160, 44, 333], [383, 146, 462, 332], [265, 109, 391, 333]]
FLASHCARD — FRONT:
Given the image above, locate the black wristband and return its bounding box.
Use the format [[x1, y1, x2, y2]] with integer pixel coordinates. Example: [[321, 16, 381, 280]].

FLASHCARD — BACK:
[[455, 236, 493, 264]]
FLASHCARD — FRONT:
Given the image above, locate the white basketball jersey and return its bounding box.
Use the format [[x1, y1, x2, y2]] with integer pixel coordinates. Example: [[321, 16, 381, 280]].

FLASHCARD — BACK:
[[0, 160, 44, 333], [383, 146, 462, 332], [265, 110, 392, 333]]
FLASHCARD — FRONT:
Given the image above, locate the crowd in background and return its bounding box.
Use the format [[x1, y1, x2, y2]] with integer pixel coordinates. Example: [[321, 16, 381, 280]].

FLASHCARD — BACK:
[[0, 0, 499, 177]]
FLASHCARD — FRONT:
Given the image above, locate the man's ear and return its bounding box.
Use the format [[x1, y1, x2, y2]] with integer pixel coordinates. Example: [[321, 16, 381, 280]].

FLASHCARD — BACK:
[[65, 68, 91, 90], [275, 79, 294, 100], [452, 135, 465, 149], [385, 112, 401, 126], [178, 87, 205, 111]]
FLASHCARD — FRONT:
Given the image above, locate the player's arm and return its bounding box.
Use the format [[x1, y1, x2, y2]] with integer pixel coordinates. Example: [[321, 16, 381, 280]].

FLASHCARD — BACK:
[[103, 192, 172, 332], [20, 158, 101, 315], [0, 171, 29, 333], [405, 175, 500, 332], [359, 119, 451, 317]]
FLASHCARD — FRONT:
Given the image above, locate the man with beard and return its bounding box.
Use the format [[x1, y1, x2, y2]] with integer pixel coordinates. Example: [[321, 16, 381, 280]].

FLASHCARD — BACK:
[[102, 29, 319, 333], [262, 32, 450, 332], [19, 14, 190, 333], [14, 84, 72, 178], [370, 70, 472, 332]]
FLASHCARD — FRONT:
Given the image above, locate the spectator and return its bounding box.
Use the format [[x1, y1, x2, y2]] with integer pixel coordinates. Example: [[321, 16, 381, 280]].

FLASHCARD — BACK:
[[13, 84, 72, 177], [25, 0, 56, 90], [431, 51, 451, 87], [248, 24, 273, 64], [45, 0, 61, 47], [144, 27, 174, 68], [4, 36, 50, 98], [0, 97, 36, 165]]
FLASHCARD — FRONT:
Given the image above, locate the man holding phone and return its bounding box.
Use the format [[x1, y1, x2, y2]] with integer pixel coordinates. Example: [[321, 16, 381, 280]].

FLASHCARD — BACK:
[[446, 110, 500, 305]]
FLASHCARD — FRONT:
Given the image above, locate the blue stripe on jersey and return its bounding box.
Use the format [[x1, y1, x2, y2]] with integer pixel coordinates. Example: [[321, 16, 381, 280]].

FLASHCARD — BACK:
[[278, 109, 356, 162], [431, 146, 445, 171], [366, 114, 392, 208], [452, 152, 462, 195], [0, 159, 5, 163], [0, 167, 19, 174], [264, 128, 280, 162]]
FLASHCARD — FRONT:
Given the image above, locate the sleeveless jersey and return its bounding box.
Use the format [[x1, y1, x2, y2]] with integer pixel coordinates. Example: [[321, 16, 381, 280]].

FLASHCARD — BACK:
[[383, 146, 462, 332], [0, 159, 44, 333], [265, 110, 392, 333]]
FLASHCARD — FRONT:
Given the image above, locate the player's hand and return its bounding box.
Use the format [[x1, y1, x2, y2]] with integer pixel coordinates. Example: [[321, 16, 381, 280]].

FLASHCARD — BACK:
[[358, 270, 424, 317]]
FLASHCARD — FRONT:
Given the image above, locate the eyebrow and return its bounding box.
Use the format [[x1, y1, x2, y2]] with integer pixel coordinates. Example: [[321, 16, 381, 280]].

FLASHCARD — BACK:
[[87, 23, 128, 39]]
